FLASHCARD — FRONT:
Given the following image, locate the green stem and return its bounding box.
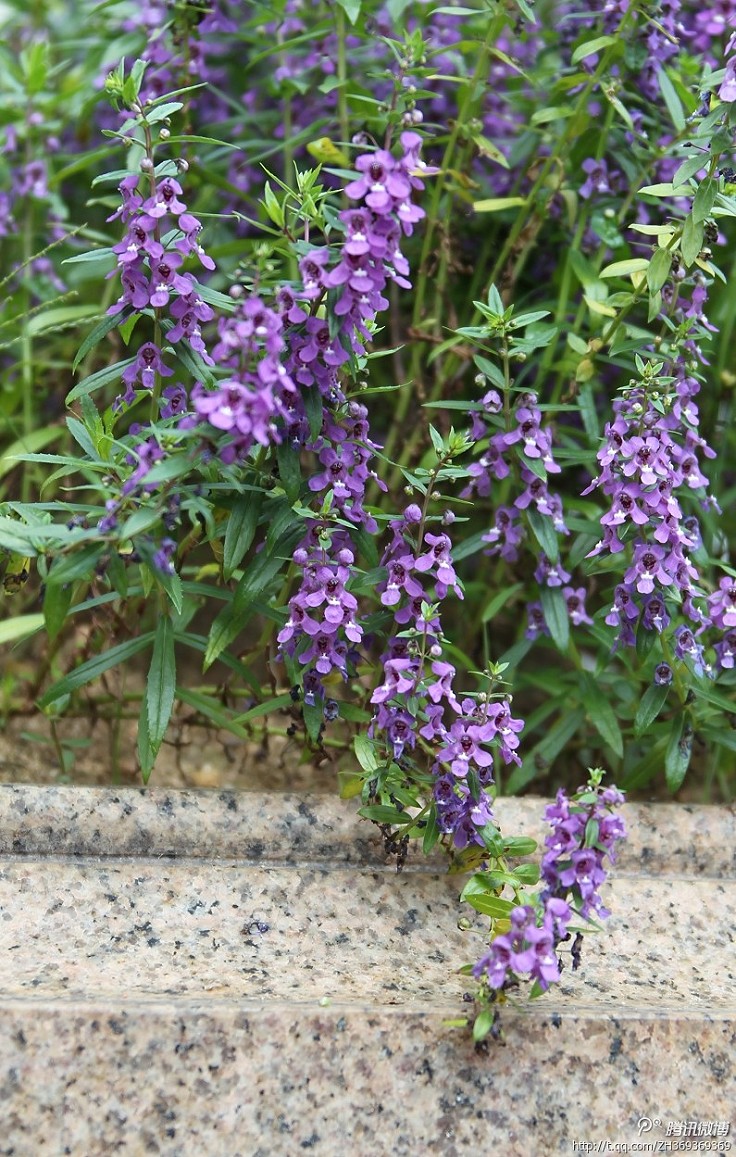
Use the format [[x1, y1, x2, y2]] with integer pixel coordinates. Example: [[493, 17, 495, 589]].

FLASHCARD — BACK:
[[335, 7, 350, 158], [382, 18, 502, 477]]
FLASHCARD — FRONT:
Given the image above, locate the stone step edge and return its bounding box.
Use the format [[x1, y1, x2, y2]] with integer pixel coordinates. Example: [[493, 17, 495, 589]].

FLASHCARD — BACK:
[[1, 784, 734, 878], [1, 996, 735, 1020], [0, 851, 728, 886]]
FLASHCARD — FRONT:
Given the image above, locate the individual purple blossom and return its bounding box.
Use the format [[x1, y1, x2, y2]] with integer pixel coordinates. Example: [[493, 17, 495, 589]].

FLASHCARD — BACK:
[[653, 662, 673, 686], [563, 586, 594, 627], [714, 630, 736, 671], [579, 157, 616, 200], [526, 602, 549, 640], [719, 55, 736, 102], [534, 553, 571, 588], [414, 532, 463, 600], [673, 625, 710, 678], [152, 537, 176, 575], [483, 506, 524, 562], [708, 577, 736, 630], [119, 342, 173, 405]]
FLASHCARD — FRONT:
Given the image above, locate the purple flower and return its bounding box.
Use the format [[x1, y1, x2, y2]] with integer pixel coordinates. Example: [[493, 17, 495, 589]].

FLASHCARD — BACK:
[[714, 630, 736, 671], [579, 157, 617, 200], [541, 783, 626, 920], [563, 586, 593, 627], [719, 56, 736, 102], [708, 577, 736, 630], [472, 900, 571, 993]]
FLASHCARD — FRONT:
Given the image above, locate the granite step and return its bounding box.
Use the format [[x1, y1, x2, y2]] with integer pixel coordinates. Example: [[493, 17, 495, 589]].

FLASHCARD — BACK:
[[0, 785, 734, 1157]]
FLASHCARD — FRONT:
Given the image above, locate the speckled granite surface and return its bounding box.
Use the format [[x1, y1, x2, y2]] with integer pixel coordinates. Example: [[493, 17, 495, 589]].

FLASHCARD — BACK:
[[0, 786, 734, 1156]]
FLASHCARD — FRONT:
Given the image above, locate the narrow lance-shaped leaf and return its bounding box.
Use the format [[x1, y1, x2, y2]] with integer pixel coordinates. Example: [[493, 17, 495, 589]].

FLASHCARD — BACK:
[[146, 616, 176, 755], [38, 633, 155, 708], [137, 695, 156, 784], [580, 675, 624, 759], [540, 586, 569, 652], [665, 713, 693, 793], [634, 683, 670, 737]]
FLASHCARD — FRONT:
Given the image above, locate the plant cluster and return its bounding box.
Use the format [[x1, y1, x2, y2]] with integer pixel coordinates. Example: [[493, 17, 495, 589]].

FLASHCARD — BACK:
[[1, 0, 735, 1033]]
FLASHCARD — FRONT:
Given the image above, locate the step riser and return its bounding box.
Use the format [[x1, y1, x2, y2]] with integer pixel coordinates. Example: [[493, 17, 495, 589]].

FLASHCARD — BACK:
[[2, 1005, 734, 1157]]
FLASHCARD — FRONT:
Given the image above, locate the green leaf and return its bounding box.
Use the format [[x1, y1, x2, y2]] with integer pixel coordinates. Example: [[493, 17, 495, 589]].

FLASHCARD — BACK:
[[580, 677, 623, 758], [146, 100, 183, 124], [26, 304, 103, 338], [540, 586, 569, 651], [422, 805, 440, 854], [223, 493, 263, 581], [599, 258, 649, 279], [527, 510, 559, 563], [358, 804, 410, 825], [38, 632, 154, 708], [664, 714, 692, 792], [232, 693, 294, 724], [473, 196, 527, 212], [66, 358, 135, 404], [639, 182, 692, 198], [146, 616, 176, 755], [481, 582, 523, 623], [693, 684, 736, 714], [462, 893, 515, 918], [472, 1010, 494, 1043], [634, 683, 669, 737], [335, 0, 361, 23], [354, 733, 379, 774], [72, 311, 125, 372], [175, 686, 250, 740], [137, 695, 156, 784], [680, 215, 704, 267], [672, 155, 703, 187], [276, 441, 302, 502], [303, 387, 323, 440], [63, 247, 116, 271], [647, 247, 672, 294], [513, 862, 540, 885], [658, 68, 685, 131], [0, 613, 45, 645], [0, 427, 63, 481], [46, 546, 106, 586], [302, 699, 323, 743], [43, 582, 73, 643], [507, 705, 586, 793], [692, 177, 717, 224], [699, 727, 736, 754], [65, 417, 96, 459], [571, 35, 615, 64], [501, 835, 537, 856], [204, 534, 291, 669]]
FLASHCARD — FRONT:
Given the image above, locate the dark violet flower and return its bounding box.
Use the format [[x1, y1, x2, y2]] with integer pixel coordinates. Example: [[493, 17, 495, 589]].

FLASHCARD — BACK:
[[152, 537, 176, 575], [563, 586, 593, 627], [719, 55, 736, 102], [579, 157, 615, 200], [714, 630, 736, 671], [708, 577, 736, 630], [654, 663, 673, 686]]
